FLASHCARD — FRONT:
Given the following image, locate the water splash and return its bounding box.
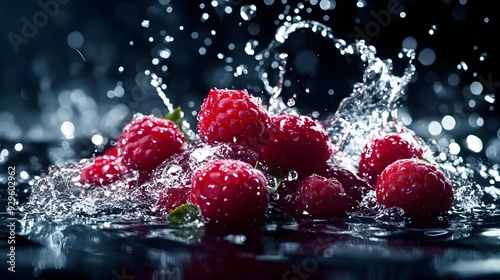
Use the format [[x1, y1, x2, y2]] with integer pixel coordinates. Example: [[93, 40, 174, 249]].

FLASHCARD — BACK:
[[254, 18, 490, 214], [20, 8, 497, 232], [255, 19, 416, 163]]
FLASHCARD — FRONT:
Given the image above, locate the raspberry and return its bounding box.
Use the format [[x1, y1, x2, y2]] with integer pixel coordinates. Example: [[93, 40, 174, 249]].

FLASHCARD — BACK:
[[149, 142, 264, 213], [156, 186, 191, 213], [295, 174, 349, 218], [358, 132, 423, 187], [197, 88, 272, 150], [103, 145, 119, 157], [376, 158, 454, 217], [117, 114, 186, 173], [318, 163, 372, 211], [190, 159, 270, 230], [79, 155, 126, 186], [272, 179, 300, 217], [261, 114, 332, 178]]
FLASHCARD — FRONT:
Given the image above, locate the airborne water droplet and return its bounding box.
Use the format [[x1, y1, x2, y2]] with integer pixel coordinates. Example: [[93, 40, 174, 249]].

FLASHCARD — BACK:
[[141, 20, 150, 28], [245, 39, 259, 55], [429, 24, 437, 35], [479, 52, 488, 61], [240, 4, 257, 21]]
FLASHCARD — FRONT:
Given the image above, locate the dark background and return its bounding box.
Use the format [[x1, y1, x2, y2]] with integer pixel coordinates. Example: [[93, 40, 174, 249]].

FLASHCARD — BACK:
[[0, 0, 499, 164]]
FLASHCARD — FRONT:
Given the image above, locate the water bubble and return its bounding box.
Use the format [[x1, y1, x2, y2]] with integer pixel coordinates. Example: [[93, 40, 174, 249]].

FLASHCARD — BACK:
[[441, 115, 456, 130], [159, 48, 171, 59], [418, 48, 436, 66], [286, 170, 299, 181], [240, 4, 257, 21], [67, 31, 84, 49]]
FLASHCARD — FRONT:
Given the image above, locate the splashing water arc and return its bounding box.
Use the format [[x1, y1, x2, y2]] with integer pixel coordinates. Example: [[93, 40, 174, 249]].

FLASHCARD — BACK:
[[255, 19, 416, 165]]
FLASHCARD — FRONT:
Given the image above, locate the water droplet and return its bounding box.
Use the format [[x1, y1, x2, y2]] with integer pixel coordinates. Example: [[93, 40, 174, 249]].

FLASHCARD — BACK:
[[457, 61, 468, 71], [286, 170, 299, 181], [429, 24, 437, 35], [164, 36, 174, 43], [484, 94, 495, 104], [240, 4, 257, 21], [479, 53, 487, 61], [234, 64, 248, 77], [141, 20, 150, 28], [245, 39, 259, 55]]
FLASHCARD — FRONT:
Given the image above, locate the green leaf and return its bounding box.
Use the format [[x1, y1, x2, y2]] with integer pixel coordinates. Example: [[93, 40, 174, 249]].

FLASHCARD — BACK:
[[267, 165, 283, 193], [265, 204, 297, 228], [167, 203, 202, 225], [166, 107, 183, 128], [166, 107, 191, 141]]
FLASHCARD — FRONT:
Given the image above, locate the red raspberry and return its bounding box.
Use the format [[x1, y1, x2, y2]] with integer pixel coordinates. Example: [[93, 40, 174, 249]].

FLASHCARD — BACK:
[[318, 163, 372, 211], [103, 145, 119, 157], [261, 114, 332, 178], [79, 155, 126, 186], [156, 186, 191, 214], [149, 142, 264, 213], [358, 132, 423, 187], [117, 114, 186, 173], [272, 179, 300, 217], [376, 158, 454, 217], [190, 159, 270, 230], [295, 174, 349, 218], [197, 88, 272, 150]]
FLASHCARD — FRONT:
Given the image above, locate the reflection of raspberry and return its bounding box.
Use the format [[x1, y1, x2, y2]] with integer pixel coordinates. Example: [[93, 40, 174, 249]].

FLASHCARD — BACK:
[[190, 159, 269, 230], [79, 155, 126, 186], [376, 158, 454, 217], [358, 132, 423, 186], [295, 174, 349, 218], [261, 114, 332, 178], [117, 114, 186, 173], [197, 88, 272, 150]]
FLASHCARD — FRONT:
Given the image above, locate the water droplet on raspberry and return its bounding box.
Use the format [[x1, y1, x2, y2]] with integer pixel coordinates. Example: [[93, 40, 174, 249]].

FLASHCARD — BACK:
[[286, 170, 299, 181]]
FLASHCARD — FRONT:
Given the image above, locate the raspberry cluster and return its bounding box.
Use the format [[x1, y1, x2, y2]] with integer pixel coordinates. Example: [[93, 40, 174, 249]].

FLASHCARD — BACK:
[[78, 88, 455, 231]]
